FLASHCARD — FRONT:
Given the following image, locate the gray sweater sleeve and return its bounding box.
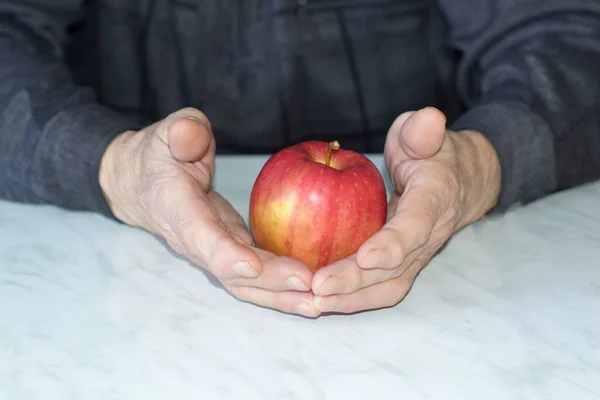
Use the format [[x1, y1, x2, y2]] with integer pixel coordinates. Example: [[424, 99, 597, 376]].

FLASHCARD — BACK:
[[0, 1, 138, 217], [439, 0, 600, 210]]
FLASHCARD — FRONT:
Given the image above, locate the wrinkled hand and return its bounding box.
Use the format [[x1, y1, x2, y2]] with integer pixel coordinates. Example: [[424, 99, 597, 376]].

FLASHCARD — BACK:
[[99, 108, 319, 317], [311, 107, 501, 313]]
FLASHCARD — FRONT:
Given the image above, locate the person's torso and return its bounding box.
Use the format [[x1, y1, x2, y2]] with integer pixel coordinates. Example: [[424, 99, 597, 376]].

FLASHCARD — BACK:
[[67, 0, 461, 153]]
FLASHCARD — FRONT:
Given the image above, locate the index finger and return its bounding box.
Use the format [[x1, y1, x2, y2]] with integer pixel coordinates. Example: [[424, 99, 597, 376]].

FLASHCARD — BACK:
[[355, 183, 441, 270], [169, 180, 313, 292], [226, 248, 314, 292], [161, 176, 262, 278]]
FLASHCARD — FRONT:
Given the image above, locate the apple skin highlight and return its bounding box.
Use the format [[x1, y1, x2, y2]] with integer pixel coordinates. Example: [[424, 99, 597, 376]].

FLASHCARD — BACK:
[[249, 141, 388, 272]]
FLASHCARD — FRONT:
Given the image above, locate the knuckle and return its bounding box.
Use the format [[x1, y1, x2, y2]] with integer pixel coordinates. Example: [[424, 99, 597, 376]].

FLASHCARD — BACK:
[[230, 228, 255, 247], [174, 217, 237, 279], [387, 293, 406, 308], [427, 238, 446, 255], [373, 289, 402, 310], [411, 257, 427, 271], [387, 279, 411, 305], [382, 295, 401, 309], [403, 213, 432, 248], [418, 212, 436, 245], [175, 162, 211, 191], [384, 227, 409, 261], [345, 267, 364, 292], [227, 286, 248, 301], [188, 163, 213, 189], [200, 233, 231, 279], [371, 268, 402, 289], [437, 216, 456, 239]]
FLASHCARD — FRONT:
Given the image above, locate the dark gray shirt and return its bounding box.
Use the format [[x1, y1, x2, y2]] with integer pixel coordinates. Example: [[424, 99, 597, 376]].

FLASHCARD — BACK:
[[1, 0, 599, 218]]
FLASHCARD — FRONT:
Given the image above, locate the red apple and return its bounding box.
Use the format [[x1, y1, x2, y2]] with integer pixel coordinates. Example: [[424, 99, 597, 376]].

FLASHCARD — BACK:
[[249, 140, 388, 272]]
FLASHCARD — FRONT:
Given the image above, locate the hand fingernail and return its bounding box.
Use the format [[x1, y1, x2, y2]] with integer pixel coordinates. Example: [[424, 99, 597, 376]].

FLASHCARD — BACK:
[[360, 249, 381, 269], [287, 276, 310, 291], [234, 261, 259, 278], [314, 296, 324, 310], [313, 276, 339, 296], [314, 296, 340, 312], [296, 303, 319, 317], [185, 116, 203, 124]]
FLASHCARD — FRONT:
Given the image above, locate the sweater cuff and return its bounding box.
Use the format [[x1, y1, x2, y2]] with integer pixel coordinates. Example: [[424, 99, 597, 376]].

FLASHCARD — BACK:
[[450, 102, 557, 211]]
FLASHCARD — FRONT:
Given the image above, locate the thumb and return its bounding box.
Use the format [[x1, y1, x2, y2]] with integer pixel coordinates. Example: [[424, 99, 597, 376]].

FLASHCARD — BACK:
[[160, 108, 214, 163], [385, 107, 447, 163]]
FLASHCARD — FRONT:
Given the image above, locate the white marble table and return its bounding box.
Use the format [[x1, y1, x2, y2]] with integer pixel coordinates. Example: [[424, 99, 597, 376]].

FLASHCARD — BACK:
[[1, 155, 599, 400]]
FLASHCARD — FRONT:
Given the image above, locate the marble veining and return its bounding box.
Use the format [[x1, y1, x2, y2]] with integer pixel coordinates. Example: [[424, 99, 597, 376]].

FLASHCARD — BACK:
[[1, 155, 599, 400]]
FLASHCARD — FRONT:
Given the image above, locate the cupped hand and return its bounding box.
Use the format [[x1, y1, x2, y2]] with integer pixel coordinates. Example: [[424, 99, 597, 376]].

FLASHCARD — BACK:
[[99, 108, 319, 317], [311, 107, 501, 313]]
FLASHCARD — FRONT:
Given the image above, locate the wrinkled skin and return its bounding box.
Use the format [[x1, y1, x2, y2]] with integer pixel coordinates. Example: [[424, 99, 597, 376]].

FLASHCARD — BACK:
[[100, 107, 500, 317], [311, 107, 501, 313], [100, 108, 318, 317]]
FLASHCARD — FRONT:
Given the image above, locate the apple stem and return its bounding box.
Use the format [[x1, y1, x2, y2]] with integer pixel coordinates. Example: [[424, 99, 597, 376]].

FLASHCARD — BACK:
[[326, 141, 340, 167]]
